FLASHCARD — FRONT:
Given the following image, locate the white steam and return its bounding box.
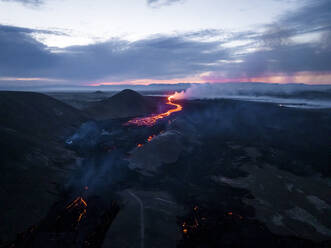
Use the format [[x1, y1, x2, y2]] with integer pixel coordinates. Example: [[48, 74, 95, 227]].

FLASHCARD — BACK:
[[172, 83, 331, 109]]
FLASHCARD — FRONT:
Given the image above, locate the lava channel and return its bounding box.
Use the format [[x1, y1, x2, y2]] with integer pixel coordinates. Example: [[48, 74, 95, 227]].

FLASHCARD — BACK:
[[126, 94, 182, 126]]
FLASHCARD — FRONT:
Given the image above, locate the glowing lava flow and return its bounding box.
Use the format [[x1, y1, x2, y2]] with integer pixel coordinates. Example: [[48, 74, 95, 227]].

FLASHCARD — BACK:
[[126, 94, 182, 126]]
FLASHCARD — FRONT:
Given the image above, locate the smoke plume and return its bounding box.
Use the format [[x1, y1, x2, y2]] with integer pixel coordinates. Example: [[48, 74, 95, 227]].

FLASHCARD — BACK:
[[171, 83, 331, 108]]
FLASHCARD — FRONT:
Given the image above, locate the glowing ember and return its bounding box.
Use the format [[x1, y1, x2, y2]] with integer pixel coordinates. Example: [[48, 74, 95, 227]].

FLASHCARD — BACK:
[[147, 135, 155, 142], [65, 196, 88, 225], [126, 94, 183, 126], [77, 209, 87, 223], [66, 196, 87, 209], [226, 211, 244, 219], [137, 143, 143, 147]]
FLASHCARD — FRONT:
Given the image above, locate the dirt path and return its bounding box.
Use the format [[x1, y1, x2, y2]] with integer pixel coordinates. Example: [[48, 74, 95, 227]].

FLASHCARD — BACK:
[[128, 190, 145, 248]]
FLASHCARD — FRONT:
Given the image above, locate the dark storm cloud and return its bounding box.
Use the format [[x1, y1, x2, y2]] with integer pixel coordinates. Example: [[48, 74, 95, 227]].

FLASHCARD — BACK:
[[248, 0, 331, 47], [232, 43, 331, 78], [1, 0, 331, 86], [217, 38, 331, 81], [0, 24, 65, 35], [0, 25, 228, 82], [0, 25, 56, 77], [279, 0, 331, 34], [213, 0, 331, 79], [52, 36, 228, 81]]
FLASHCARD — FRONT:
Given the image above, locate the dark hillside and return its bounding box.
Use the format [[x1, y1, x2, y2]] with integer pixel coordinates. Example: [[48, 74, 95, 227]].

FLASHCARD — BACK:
[[86, 89, 164, 120], [0, 91, 87, 243], [0, 91, 87, 139]]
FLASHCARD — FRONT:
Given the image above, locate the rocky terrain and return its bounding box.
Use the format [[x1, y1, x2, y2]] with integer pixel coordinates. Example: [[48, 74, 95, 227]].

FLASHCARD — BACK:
[[0, 91, 87, 243], [1, 89, 331, 247]]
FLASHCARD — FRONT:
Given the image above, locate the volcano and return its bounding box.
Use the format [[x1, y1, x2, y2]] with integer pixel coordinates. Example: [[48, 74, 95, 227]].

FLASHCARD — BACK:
[[2, 89, 331, 248], [86, 89, 164, 120]]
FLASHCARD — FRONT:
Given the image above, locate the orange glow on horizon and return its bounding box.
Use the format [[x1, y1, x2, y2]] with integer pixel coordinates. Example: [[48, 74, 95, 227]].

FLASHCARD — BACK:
[[201, 71, 331, 85], [86, 76, 205, 86], [86, 71, 331, 87]]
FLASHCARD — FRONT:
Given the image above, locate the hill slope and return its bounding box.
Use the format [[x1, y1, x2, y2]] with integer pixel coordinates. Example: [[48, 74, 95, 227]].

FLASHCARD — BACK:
[[0, 91, 87, 139], [86, 89, 161, 120], [0, 91, 87, 243]]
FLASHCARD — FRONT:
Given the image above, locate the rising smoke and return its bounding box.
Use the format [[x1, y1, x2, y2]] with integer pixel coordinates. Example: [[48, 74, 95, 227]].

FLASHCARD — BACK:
[[172, 83, 331, 108]]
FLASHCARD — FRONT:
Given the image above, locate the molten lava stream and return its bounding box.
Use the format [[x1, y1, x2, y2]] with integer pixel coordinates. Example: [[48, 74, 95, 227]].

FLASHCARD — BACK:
[[126, 95, 182, 126]]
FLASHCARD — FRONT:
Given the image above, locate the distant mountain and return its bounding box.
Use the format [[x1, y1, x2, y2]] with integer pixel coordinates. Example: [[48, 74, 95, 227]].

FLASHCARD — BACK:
[[0, 82, 194, 92], [0, 91, 87, 242], [86, 89, 163, 120]]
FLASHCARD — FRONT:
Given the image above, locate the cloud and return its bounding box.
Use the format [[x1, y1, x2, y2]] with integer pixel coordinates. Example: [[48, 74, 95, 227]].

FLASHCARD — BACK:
[[229, 42, 331, 79], [53, 36, 227, 81], [0, 25, 57, 78], [172, 82, 331, 99], [0, 24, 65, 35], [171, 82, 331, 109], [147, 0, 183, 8], [1, 0, 331, 88], [0, 25, 228, 84], [204, 0, 331, 82], [279, 0, 331, 34], [0, 0, 43, 6], [204, 40, 331, 83]]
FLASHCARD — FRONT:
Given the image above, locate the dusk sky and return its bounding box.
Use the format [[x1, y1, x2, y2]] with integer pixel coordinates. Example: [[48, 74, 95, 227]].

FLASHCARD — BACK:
[[0, 0, 330, 89]]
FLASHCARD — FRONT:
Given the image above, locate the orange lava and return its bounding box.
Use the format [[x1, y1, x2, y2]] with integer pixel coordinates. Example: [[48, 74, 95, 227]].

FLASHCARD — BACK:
[[227, 211, 244, 219], [126, 95, 183, 126], [77, 209, 87, 223], [65, 196, 88, 225], [66, 197, 87, 209]]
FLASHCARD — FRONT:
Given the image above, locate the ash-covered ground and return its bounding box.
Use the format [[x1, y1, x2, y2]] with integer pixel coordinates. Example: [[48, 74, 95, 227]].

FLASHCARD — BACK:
[[1, 89, 331, 248]]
